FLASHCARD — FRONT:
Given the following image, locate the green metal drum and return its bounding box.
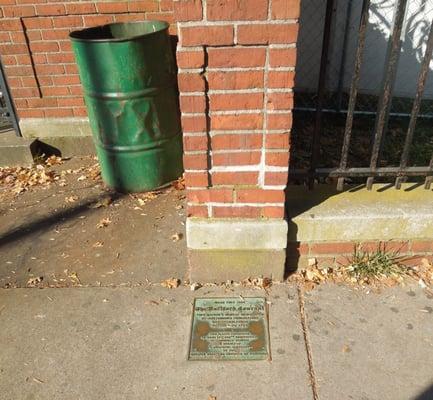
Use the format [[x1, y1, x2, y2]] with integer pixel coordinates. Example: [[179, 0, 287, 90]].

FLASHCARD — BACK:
[[70, 21, 183, 192]]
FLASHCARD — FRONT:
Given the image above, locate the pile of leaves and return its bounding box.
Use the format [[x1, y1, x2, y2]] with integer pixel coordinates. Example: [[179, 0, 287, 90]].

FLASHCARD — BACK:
[[0, 156, 61, 195]]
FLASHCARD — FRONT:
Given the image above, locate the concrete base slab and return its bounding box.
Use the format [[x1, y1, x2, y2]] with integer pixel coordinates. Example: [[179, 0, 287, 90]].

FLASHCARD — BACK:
[[0, 131, 37, 166], [37, 136, 95, 157], [20, 118, 95, 157], [287, 184, 433, 242], [20, 117, 91, 138], [188, 249, 286, 282], [186, 218, 288, 282], [0, 285, 313, 400], [304, 284, 433, 400]]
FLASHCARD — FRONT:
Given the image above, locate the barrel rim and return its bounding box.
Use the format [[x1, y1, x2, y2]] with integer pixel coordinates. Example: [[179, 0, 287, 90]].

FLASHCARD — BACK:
[[69, 20, 169, 43]]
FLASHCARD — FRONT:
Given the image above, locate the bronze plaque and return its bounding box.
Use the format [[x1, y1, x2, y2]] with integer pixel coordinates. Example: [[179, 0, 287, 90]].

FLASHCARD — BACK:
[[189, 297, 270, 361]]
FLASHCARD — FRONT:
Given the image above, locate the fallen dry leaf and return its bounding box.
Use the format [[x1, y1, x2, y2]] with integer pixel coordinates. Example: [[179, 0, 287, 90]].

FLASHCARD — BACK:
[[342, 344, 351, 353], [161, 278, 181, 289], [172, 176, 185, 191], [27, 276, 43, 287], [65, 195, 78, 203], [96, 217, 112, 228], [45, 155, 62, 166], [190, 282, 202, 291], [90, 198, 112, 209], [171, 233, 183, 242]]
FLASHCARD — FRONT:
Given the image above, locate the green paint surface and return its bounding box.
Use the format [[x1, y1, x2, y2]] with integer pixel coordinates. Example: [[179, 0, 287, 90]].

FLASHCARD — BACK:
[[70, 21, 183, 192]]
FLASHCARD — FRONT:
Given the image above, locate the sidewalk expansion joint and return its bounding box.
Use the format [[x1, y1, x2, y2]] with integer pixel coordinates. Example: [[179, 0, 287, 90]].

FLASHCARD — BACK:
[[297, 284, 320, 400]]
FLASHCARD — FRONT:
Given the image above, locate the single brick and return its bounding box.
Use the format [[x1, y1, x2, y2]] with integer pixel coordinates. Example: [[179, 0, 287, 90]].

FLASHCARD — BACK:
[[185, 171, 209, 187], [267, 92, 294, 110], [268, 113, 293, 130], [3, 5, 35, 18], [208, 71, 264, 90], [31, 41, 60, 53], [208, 47, 266, 68], [42, 29, 70, 40], [181, 25, 234, 46], [19, 109, 44, 118], [128, 1, 159, 12], [212, 151, 261, 166], [97, 2, 128, 13], [0, 44, 28, 55], [213, 206, 261, 218], [57, 97, 85, 107], [211, 134, 262, 150], [207, 0, 268, 21], [177, 50, 205, 69], [45, 108, 74, 117], [66, 3, 97, 14], [183, 135, 208, 151], [35, 4, 66, 15], [269, 48, 297, 67], [73, 107, 88, 117], [180, 95, 206, 113], [212, 171, 258, 185], [178, 73, 205, 92], [53, 16, 84, 28], [264, 171, 288, 185], [187, 188, 233, 203], [236, 189, 285, 203], [181, 115, 207, 133], [412, 241, 433, 253], [187, 205, 209, 218], [266, 152, 289, 167], [310, 242, 355, 255], [183, 153, 208, 170], [265, 133, 290, 149], [52, 75, 81, 85], [210, 92, 264, 111], [268, 71, 295, 88], [211, 114, 263, 130], [237, 23, 298, 45], [272, 0, 300, 19], [83, 15, 114, 26], [174, 0, 203, 21], [261, 206, 285, 218], [27, 97, 58, 108]]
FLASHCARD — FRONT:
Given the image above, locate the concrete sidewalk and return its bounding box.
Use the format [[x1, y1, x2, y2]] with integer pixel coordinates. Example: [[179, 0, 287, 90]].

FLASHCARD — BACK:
[[1, 283, 432, 400]]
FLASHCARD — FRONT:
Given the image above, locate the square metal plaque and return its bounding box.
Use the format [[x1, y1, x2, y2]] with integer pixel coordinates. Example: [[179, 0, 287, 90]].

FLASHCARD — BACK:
[[188, 297, 270, 361]]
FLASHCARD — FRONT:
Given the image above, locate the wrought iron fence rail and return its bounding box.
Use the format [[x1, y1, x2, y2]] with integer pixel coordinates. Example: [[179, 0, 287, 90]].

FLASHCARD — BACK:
[[301, 0, 433, 191]]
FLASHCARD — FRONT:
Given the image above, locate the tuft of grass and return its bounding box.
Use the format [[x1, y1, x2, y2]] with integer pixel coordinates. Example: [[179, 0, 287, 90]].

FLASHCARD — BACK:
[[346, 243, 406, 281]]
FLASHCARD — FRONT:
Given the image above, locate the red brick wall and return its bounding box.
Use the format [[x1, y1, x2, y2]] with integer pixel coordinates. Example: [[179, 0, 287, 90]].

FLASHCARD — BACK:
[[0, 0, 175, 118], [175, 0, 299, 219]]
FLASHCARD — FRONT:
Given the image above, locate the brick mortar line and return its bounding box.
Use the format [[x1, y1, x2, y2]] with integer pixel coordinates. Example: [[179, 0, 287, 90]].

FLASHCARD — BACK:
[[183, 130, 291, 137], [177, 19, 298, 27], [177, 44, 296, 51], [297, 285, 320, 400], [188, 202, 284, 207]]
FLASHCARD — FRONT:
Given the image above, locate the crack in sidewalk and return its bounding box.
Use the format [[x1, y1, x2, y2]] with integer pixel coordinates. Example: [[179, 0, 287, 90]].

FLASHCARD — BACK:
[[297, 284, 320, 400]]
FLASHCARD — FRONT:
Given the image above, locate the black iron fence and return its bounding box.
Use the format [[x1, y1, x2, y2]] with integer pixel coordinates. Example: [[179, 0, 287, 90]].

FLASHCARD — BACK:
[[0, 58, 20, 136], [292, 0, 433, 190]]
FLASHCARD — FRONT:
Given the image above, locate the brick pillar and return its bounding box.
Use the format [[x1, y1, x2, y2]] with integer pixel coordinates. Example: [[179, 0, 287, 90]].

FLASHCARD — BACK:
[[174, 0, 299, 281]]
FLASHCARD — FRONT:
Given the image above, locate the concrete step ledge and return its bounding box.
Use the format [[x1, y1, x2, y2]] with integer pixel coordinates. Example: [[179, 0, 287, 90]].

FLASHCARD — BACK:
[[287, 183, 433, 242], [0, 131, 38, 167]]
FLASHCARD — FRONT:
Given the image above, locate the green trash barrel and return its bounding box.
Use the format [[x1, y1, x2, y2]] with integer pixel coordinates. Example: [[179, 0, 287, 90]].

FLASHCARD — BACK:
[[70, 21, 183, 192]]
